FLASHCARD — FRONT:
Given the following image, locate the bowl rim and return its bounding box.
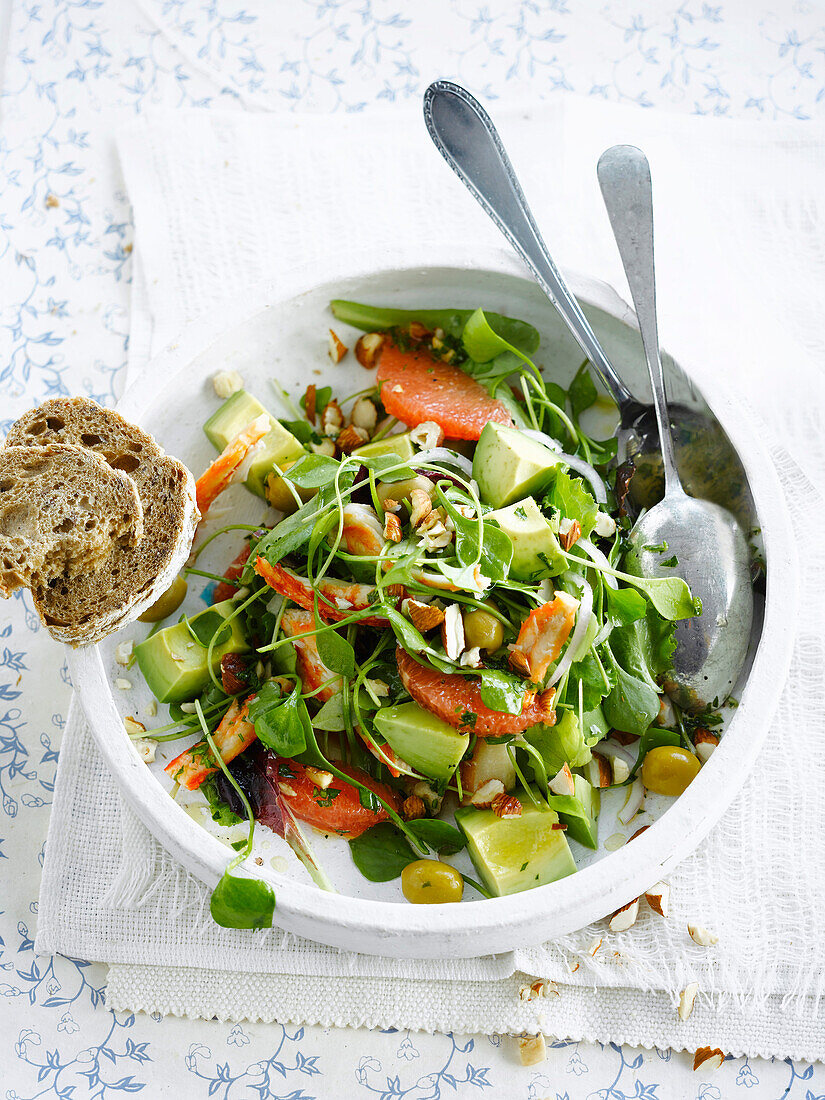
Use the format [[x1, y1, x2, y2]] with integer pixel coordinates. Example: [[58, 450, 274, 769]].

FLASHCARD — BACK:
[[69, 244, 798, 957]]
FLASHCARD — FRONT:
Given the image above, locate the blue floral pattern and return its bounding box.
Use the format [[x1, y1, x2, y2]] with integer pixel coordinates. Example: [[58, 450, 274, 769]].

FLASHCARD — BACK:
[[1, 0, 825, 1094]]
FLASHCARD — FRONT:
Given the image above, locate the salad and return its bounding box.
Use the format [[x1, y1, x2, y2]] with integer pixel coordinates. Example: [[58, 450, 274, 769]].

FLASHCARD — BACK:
[[131, 301, 713, 931]]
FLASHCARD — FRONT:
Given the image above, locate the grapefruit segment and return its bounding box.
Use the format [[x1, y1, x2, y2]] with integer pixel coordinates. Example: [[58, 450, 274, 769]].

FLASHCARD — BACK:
[[396, 647, 553, 735], [376, 341, 513, 441]]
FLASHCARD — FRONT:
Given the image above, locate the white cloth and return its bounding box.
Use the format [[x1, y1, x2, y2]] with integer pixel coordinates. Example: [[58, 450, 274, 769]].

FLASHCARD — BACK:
[[37, 97, 825, 1058]]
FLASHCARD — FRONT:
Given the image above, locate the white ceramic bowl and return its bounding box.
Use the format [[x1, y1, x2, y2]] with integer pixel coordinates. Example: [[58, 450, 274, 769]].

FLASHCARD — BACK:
[[69, 246, 796, 958]]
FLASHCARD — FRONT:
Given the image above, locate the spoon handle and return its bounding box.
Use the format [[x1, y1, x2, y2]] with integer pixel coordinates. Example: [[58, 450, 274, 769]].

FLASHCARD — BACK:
[[597, 145, 683, 496], [423, 80, 637, 412]]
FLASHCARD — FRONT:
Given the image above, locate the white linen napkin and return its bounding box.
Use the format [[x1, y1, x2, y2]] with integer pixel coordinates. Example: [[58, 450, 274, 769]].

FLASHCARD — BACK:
[[36, 98, 825, 1058]]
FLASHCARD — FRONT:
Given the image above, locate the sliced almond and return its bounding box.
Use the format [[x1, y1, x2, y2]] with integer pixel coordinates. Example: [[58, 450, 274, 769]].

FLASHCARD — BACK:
[[328, 329, 348, 363], [468, 779, 505, 808], [402, 597, 445, 633], [355, 332, 386, 369], [608, 897, 639, 932], [693, 1047, 724, 1073], [688, 923, 719, 946], [628, 825, 650, 842], [440, 603, 465, 661], [549, 762, 575, 797], [694, 728, 719, 763], [678, 981, 699, 1021], [644, 881, 670, 918], [350, 396, 377, 433], [517, 1033, 546, 1067], [558, 517, 581, 551]]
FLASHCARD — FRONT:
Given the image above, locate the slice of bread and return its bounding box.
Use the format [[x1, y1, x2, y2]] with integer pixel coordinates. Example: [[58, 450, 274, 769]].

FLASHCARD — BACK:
[[6, 397, 199, 645], [0, 443, 144, 598]]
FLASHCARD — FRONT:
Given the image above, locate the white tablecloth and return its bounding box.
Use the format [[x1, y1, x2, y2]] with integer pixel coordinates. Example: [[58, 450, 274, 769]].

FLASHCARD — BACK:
[[2, 1, 825, 1094]]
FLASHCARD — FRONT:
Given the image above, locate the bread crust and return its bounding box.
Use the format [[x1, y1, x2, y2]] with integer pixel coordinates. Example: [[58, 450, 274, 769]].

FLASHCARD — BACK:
[[6, 397, 199, 645]]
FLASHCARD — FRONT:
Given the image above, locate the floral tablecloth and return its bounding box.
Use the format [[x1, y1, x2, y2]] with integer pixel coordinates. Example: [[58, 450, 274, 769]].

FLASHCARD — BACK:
[[1, 1, 824, 1096]]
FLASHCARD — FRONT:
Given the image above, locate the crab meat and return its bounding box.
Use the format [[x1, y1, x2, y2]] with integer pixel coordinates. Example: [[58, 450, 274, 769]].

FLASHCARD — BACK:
[[281, 609, 342, 702], [338, 503, 387, 557], [255, 557, 396, 627], [195, 415, 269, 515], [509, 592, 579, 683]]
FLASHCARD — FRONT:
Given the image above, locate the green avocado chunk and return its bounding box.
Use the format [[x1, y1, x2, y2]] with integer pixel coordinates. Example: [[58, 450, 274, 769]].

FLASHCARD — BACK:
[[523, 709, 593, 776], [353, 432, 416, 463], [373, 700, 469, 781], [487, 496, 566, 580], [134, 600, 249, 704], [203, 390, 304, 498], [455, 800, 577, 896], [472, 422, 560, 508], [547, 774, 600, 850]]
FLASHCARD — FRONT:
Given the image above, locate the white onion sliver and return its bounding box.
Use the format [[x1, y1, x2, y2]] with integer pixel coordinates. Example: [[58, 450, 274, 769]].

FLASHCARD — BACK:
[[547, 580, 593, 689], [521, 427, 562, 454], [415, 447, 474, 477], [557, 451, 607, 504], [618, 777, 645, 825], [578, 537, 618, 590], [595, 739, 636, 767]]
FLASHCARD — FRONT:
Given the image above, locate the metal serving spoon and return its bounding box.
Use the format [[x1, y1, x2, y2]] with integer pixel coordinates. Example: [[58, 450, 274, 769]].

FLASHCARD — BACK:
[[422, 81, 753, 708], [422, 80, 756, 533], [597, 145, 753, 710]]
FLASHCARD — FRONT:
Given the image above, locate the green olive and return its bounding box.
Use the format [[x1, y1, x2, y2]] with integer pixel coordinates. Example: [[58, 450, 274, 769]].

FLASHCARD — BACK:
[[462, 607, 504, 653], [376, 476, 433, 513], [401, 859, 464, 904], [265, 460, 316, 515], [641, 745, 701, 797], [138, 574, 188, 623]]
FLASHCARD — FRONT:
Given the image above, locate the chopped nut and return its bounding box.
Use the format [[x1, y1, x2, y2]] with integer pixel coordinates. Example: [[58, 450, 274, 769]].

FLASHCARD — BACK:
[[586, 752, 612, 789], [310, 438, 336, 457], [537, 688, 557, 723], [382, 497, 401, 513], [569, 962, 580, 973], [508, 649, 531, 678], [611, 730, 639, 746], [328, 329, 348, 363], [220, 653, 247, 695], [350, 396, 378, 433], [321, 399, 344, 437], [588, 937, 602, 956], [644, 881, 670, 918], [460, 646, 483, 669], [609, 897, 640, 932], [133, 738, 156, 764], [441, 603, 465, 661], [491, 792, 522, 818], [559, 517, 582, 551], [517, 1033, 546, 1067], [678, 982, 699, 1021], [146, 700, 158, 717], [115, 678, 132, 691], [694, 728, 719, 763], [306, 766, 334, 789], [384, 584, 407, 599], [409, 488, 433, 528], [45, 192, 60, 208], [518, 979, 557, 1001], [413, 779, 443, 815], [212, 369, 244, 399], [408, 321, 431, 342], [418, 516, 452, 551], [693, 1047, 724, 1073], [688, 923, 719, 946], [123, 716, 146, 736], [336, 424, 370, 453], [355, 332, 386, 368], [383, 512, 403, 543], [549, 762, 575, 797], [365, 677, 389, 698], [468, 779, 506, 807], [611, 756, 631, 784], [179, 701, 197, 714], [410, 420, 445, 450], [629, 825, 650, 842], [402, 597, 445, 633], [115, 641, 133, 666], [304, 384, 317, 425], [402, 794, 426, 820], [594, 511, 617, 538]]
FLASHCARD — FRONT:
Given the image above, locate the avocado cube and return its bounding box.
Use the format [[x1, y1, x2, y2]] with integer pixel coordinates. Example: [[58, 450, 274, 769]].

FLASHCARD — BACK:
[[134, 600, 249, 704], [473, 422, 560, 508], [547, 775, 599, 850], [353, 432, 416, 463], [374, 700, 469, 781], [203, 390, 304, 498], [455, 800, 577, 896], [488, 496, 566, 580]]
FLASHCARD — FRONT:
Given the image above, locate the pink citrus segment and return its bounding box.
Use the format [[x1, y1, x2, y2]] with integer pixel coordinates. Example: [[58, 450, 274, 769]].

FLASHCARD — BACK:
[[376, 341, 513, 441], [396, 647, 554, 735]]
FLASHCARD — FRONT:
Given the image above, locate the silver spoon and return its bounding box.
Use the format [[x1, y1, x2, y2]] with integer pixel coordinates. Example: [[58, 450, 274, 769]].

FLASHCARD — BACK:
[[422, 81, 753, 709], [597, 145, 752, 710]]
